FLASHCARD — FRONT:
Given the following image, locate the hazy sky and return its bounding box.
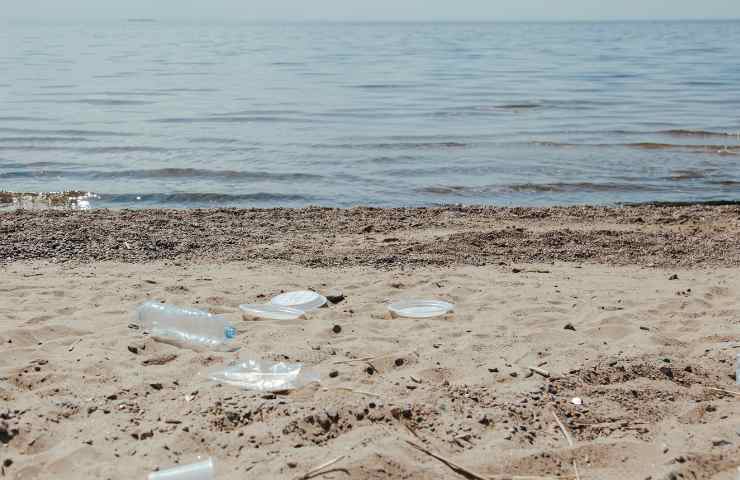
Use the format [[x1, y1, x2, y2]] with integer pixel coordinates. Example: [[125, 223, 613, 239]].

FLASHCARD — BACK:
[[5, 0, 740, 21]]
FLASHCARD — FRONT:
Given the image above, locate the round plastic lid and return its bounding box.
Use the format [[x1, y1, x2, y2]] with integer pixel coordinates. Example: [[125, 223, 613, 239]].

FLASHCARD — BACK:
[[240, 304, 305, 320], [271, 291, 327, 311], [388, 299, 455, 318]]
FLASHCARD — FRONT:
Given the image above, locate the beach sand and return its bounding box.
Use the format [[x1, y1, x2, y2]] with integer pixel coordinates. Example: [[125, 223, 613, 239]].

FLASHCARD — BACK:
[[1, 206, 739, 479]]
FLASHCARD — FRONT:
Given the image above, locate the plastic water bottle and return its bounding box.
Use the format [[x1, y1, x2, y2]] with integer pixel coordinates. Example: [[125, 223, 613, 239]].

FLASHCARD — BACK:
[[135, 301, 237, 351]]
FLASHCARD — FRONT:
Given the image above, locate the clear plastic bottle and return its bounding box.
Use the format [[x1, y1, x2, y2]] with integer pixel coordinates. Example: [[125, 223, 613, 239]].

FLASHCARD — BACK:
[[135, 301, 237, 351]]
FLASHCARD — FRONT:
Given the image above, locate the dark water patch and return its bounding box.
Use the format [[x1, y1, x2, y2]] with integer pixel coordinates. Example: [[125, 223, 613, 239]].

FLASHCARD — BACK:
[[666, 169, 710, 181], [348, 83, 422, 90], [0, 127, 134, 137], [708, 180, 740, 187]]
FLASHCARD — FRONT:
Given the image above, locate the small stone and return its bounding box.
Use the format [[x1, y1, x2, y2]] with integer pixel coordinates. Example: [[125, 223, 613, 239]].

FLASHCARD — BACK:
[[394, 358, 405, 367], [326, 290, 345, 304], [488, 367, 499, 373], [509, 372, 518, 378], [287, 462, 298, 469], [512, 268, 522, 273], [332, 325, 342, 334], [149, 383, 163, 390], [639, 326, 650, 331], [564, 323, 576, 331], [668, 274, 679, 280], [711, 438, 731, 447], [127, 345, 139, 354], [659, 366, 674, 379], [329, 370, 339, 378], [3, 459, 13, 468]]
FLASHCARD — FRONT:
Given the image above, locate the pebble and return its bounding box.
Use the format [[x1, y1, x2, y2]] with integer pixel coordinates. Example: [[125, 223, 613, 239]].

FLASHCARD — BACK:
[[329, 370, 339, 378], [564, 323, 576, 331], [326, 290, 345, 304], [668, 274, 679, 280], [332, 325, 342, 334], [287, 462, 298, 469]]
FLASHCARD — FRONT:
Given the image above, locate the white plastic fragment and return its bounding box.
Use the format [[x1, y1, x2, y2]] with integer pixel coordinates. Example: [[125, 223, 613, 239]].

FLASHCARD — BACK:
[[571, 397, 583, 406], [239, 304, 306, 320], [148, 457, 214, 480], [207, 359, 320, 392]]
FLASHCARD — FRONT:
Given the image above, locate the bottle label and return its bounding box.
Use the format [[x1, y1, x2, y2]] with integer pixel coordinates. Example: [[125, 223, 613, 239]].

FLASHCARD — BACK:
[[225, 326, 237, 339]]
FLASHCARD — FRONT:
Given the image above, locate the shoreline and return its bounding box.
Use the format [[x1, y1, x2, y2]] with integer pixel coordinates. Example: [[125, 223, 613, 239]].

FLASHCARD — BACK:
[[2, 204, 740, 267]]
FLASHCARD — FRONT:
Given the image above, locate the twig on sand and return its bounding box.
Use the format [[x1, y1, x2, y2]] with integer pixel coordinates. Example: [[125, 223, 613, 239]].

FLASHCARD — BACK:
[[406, 440, 488, 480], [551, 410, 581, 480], [333, 356, 380, 365], [705, 386, 740, 396], [527, 366, 551, 378], [335, 387, 382, 398], [551, 410, 574, 447], [296, 455, 345, 480]]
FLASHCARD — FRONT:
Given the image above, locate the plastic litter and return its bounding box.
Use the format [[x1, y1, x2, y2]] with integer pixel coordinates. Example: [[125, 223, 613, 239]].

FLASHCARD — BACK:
[[388, 299, 455, 318], [207, 359, 320, 392], [571, 397, 583, 406], [148, 457, 214, 480], [240, 304, 305, 320], [135, 301, 237, 351], [271, 290, 327, 311]]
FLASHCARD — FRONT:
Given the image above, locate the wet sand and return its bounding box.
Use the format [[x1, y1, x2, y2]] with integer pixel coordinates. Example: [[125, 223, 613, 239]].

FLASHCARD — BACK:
[[1, 206, 739, 479]]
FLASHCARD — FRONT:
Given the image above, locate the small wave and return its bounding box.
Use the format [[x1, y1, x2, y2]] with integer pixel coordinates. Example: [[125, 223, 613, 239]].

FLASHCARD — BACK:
[[152, 116, 309, 124], [313, 141, 466, 150], [0, 136, 91, 143], [349, 84, 418, 90], [659, 129, 740, 138], [418, 182, 665, 196], [708, 180, 740, 187], [187, 137, 241, 144], [0, 116, 50, 122], [0, 127, 134, 137], [666, 169, 709, 181], [97, 192, 315, 205], [52, 98, 155, 106], [0, 145, 168, 153], [0, 168, 325, 181]]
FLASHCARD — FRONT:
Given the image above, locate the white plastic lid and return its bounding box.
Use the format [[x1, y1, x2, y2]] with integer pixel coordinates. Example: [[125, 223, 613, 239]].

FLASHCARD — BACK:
[[240, 304, 305, 320], [388, 299, 455, 318], [271, 291, 327, 311]]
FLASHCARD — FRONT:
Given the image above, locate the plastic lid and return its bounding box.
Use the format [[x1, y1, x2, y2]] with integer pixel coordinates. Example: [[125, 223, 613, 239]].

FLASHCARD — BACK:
[[271, 291, 327, 311], [388, 299, 455, 318], [240, 304, 306, 320]]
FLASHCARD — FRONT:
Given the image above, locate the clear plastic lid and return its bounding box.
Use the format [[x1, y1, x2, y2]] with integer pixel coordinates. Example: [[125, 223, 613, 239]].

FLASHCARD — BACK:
[[388, 299, 455, 318], [271, 291, 327, 311]]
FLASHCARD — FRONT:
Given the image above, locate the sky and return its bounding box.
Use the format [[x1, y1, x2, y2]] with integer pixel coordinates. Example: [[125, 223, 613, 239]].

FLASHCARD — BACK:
[[4, 0, 740, 21]]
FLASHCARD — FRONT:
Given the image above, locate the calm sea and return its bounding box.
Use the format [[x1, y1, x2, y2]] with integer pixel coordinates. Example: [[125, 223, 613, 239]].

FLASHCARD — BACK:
[[1, 20, 740, 208]]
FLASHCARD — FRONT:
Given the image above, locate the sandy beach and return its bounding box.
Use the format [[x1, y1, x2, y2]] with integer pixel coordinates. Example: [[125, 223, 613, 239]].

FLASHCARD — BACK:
[[1, 205, 739, 479]]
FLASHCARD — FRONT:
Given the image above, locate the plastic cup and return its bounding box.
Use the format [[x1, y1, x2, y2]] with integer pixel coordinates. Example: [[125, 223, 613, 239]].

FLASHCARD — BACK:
[[148, 457, 214, 480]]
